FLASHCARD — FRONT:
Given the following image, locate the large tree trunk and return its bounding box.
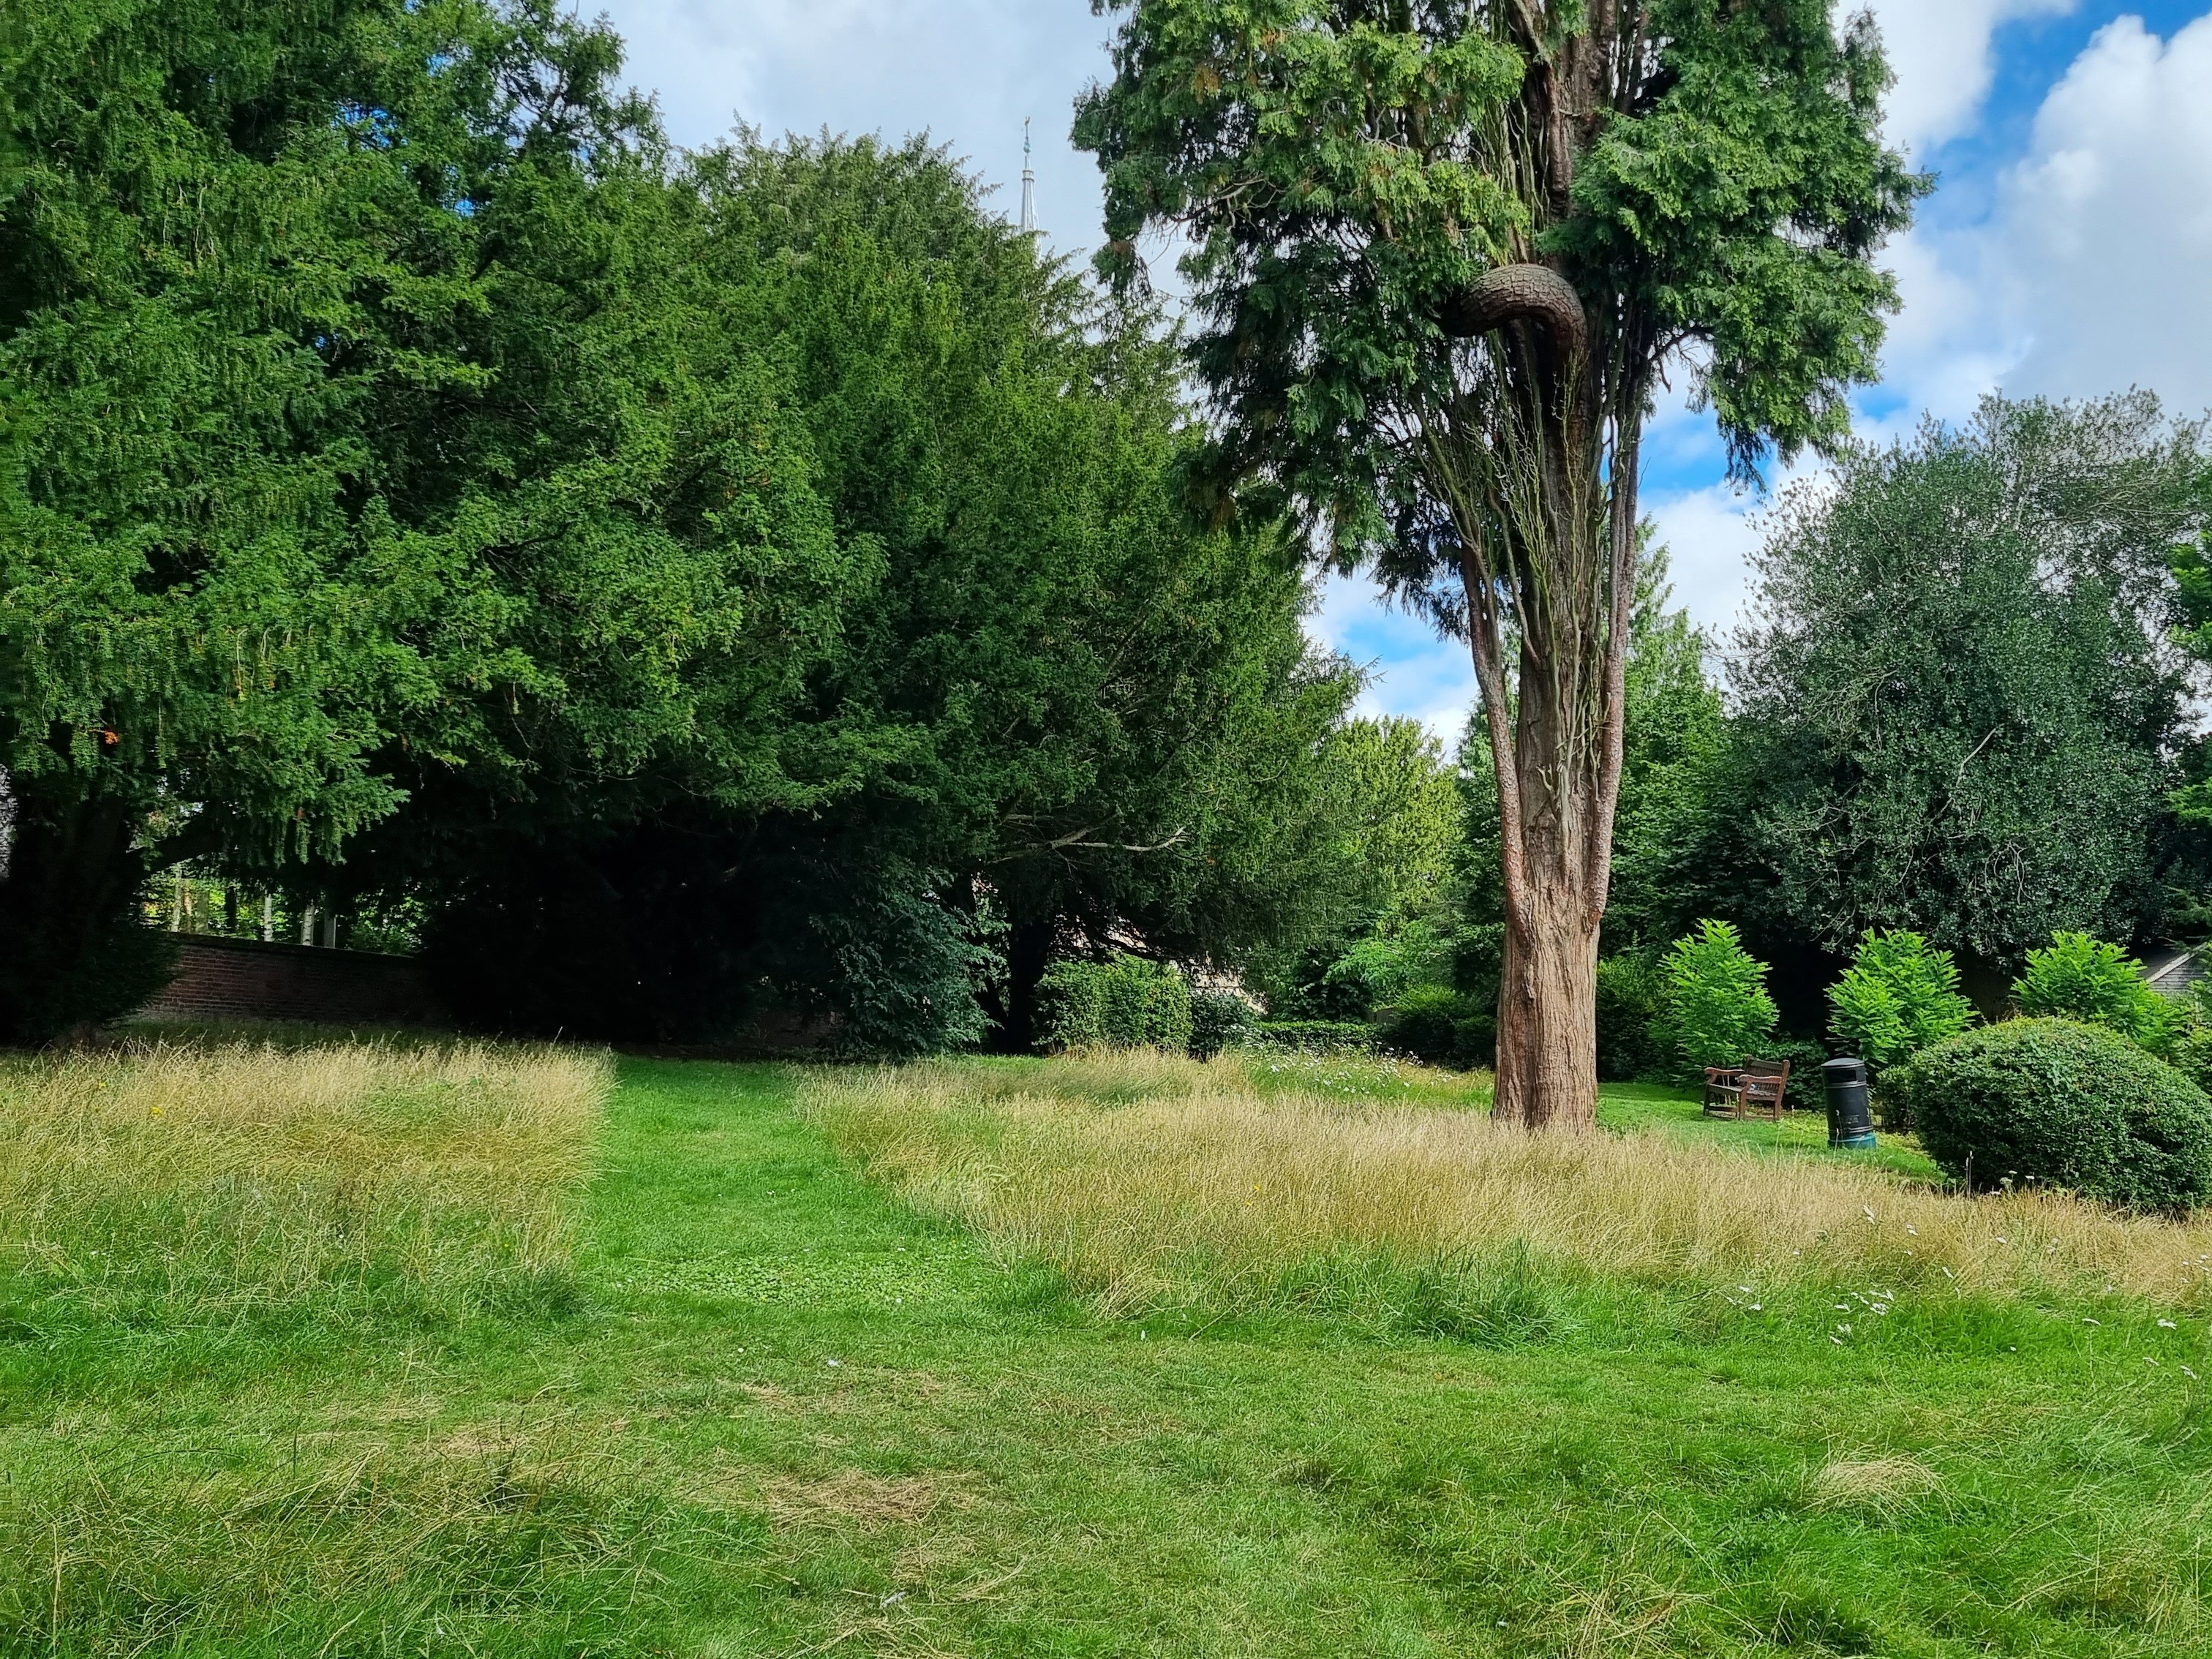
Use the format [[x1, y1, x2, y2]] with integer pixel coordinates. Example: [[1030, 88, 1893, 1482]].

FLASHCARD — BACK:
[[1488, 652, 1610, 1129], [1442, 282, 1639, 1133], [1494, 878, 1601, 1129]]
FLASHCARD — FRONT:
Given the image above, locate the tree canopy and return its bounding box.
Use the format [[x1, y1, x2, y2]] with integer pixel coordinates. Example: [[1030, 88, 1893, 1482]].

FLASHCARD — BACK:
[[1732, 395, 2201, 996], [0, 1, 1394, 1047]]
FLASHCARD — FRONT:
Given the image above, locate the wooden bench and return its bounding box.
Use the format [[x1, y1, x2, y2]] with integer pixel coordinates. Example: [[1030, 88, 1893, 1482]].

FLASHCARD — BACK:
[[1703, 1058, 1793, 1122]]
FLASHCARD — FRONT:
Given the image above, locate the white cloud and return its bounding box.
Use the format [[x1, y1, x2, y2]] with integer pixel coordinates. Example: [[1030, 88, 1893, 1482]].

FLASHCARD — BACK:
[[1646, 484, 1771, 641], [1868, 12, 2212, 429], [1856, 0, 2078, 158], [1306, 574, 1477, 744], [1991, 15, 2212, 409], [598, 1, 1114, 251]]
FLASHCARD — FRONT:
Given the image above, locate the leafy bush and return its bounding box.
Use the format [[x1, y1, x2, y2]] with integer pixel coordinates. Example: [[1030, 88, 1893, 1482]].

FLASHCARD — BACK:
[[1316, 919, 1454, 1019], [1189, 990, 1257, 1060], [813, 876, 998, 1058], [1378, 985, 1491, 1069], [2012, 933, 2178, 1050], [1254, 1020, 1377, 1056], [2170, 1012, 2212, 1099], [1595, 955, 1665, 1083], [1827, 930, 1977, 1075], [1763, 1037, 1831, 1093], [1888, 1019, 2212, 1211], [1037, 955, 1193, 1053], [1656, 921, 1778, 1081]]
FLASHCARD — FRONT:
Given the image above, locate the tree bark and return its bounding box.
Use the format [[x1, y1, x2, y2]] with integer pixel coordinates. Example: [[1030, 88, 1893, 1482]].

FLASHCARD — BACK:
[[1489, 663, 1606, 1131], [1439, 257, 1620, 1132]]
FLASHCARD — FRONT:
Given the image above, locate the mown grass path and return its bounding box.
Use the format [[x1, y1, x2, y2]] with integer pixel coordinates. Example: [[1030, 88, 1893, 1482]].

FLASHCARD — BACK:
[[5, 1055, 2211, 1655], [598, 1060, 2212, 1657]]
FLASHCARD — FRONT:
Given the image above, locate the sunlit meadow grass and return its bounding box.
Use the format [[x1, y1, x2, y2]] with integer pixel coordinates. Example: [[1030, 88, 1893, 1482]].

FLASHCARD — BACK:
[[0, 1037, 609, 1323], [800, 1048, 2212, 1319], [0, 1037, 627, 1655]]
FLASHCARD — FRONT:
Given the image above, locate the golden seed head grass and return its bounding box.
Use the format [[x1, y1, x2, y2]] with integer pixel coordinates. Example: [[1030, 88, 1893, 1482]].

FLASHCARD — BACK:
[[800, 1054, 2212, 1313], [0, 1038, 611, 1319]]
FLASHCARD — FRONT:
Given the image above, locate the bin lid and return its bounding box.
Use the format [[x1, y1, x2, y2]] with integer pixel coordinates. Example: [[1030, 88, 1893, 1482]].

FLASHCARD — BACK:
[[1821, 1056, 1865, 1076]]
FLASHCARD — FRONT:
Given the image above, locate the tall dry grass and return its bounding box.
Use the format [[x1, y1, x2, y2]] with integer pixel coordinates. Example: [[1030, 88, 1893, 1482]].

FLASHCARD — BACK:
[[0, 1039, 610, 1321], [800, 1051, 2212, 1314]]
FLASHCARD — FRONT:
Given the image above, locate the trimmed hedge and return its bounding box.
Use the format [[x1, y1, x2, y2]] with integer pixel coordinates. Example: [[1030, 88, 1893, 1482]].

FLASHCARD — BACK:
[[1254, 1020, 1377, 1056], [1037, 955, 1193, 1053], [1377, 984, 1493, 1069], [1888, 1018, 2212, 1211]]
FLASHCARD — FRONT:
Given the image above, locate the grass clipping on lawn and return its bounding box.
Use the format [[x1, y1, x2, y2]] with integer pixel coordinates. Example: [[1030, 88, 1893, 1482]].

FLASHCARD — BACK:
[[802, 1050, 2212, 1317], [0, 1038, 609, 1321]]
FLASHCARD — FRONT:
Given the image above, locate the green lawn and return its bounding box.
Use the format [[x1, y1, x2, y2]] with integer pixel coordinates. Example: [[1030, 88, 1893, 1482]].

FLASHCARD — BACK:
[[1598, 1080, 1946, 1180], [4, 1052, 2209, 1654]]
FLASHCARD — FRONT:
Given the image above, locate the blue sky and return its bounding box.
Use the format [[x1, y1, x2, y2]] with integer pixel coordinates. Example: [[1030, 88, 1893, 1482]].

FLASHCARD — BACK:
[[594, 1, 2212, 739]]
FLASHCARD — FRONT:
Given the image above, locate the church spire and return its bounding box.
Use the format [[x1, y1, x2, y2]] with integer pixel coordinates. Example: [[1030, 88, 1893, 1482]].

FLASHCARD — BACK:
[[1020, 118, 1036, 236]]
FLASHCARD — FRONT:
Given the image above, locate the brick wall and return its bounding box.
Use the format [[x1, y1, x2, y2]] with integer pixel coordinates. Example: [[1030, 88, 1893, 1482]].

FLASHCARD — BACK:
[[140, 936, 443, 1028]]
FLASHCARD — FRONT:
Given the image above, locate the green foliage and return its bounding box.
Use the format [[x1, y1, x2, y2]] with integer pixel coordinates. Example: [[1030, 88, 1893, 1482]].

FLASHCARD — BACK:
[[0, 0, 863, 1039], [1763, 1038, 1833, 1090], [1827, 930, 1978, 1076], [1189, 990, 1257, 1061], [1253, 1021, 1378, 1056], [1734, 396, 2201, 973], [1891, 1020, 2212, 1211], [2167, 1000, 2212, 1099], [809, 877, 997, 1060], [1037, 955, 1193, 1054], [1377, 985, 1491, 1071], [1658, 922, 1778, 1080], [1604, 541, 1729, 952], [1595, 956, 1666, 1083], [1245, 719, 1470, 1022], [2013, 933, 2178, 1053], [1034, 963, 1107, 1054], [1076, 1, 1920, 542], [324, 127, 1368, 1050], [1318, 917, 1454, 1019]]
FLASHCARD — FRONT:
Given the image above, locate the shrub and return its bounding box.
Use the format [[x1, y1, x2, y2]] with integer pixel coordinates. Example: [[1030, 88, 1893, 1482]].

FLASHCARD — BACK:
[[1378, 985, 1491, 1069], [2170, 1015, 2212, 1098], [1037, 955, 1194, 1053], [1189, 990, 1257, 1060], [1102, 957, 1193, 1052], [1764, 1037, 1831, 1092], [1595, 955, 1665, 1083], [1318, 919, 1453, 1018], [1254, 1020, 1377, 1056], [1888, 1019, 2212, 1211], [1656, 920, 1778, 1081], [1828, 930, 1977, 1076], [1035, 961, 1105, 1051], [2012, 932, 2178, 1051]]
